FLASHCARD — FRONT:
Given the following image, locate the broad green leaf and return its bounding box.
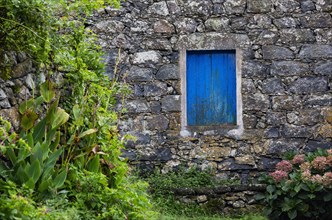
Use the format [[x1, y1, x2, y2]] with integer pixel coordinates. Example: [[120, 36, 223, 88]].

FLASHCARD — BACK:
[[17, 165, 29, 184], [6, 148, 17, 166], [0, 162, 9, 178], [45, 99, 59, 123], [301, 183, 310, 192], [73, 104, 80, 120], [87, 156, 100, 173], [53, 170, 67, 189], [16, 146, 30, 164], [40, 82, 55, 103], [308, 194, 316, 199], [19, 97, 44, 114], [288, 210, 297, 220], [46, 128, 57, 143], [34, 96, 45, 107], [67, 134, 75, 145], [45, 148, 62, 168], [263, 208, 272, 216], [38, 177, 51, 192], [27, 133, 34, 148], [40, 141, 50, 161], [21, 110, 38, 130], [74, 155, 85, 169], [33, 118, 47, 143], [31, 142, 43, 164], [267, 185, 275, 194], [324, 193, 332, 202], [25, 178, 35, 189], [51, 108, 69, 129], [42, 149, 63, 180], [19, 98, 35, 114], [28, 160, 41, 183], [78, 128, 97, 138], [255, 193, 265, 201], [49, 131, 61, 151]]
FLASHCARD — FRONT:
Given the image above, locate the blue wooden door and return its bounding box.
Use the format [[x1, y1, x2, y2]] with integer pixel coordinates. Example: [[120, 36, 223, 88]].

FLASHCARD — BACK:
[[186, 50, 237, 126]]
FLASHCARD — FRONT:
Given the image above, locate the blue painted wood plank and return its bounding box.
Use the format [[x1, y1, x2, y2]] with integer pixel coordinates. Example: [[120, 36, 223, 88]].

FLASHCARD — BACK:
[[187, 50, 236, 126]]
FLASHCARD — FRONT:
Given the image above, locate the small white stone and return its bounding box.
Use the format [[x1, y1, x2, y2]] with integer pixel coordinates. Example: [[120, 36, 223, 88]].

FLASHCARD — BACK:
[[132, 51, 162, 65], [25, 74, 35, 90]]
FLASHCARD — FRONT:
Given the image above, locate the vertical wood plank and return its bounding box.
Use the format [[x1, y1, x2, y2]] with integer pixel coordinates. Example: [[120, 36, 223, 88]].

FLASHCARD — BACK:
[[187, 50, 236, 126]]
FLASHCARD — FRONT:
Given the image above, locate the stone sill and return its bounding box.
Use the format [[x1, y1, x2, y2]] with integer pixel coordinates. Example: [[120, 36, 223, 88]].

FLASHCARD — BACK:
[[186, 124, 238, 132]]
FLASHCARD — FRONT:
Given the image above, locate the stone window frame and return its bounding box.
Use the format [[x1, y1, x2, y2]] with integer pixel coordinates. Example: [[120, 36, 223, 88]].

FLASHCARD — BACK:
[[178, 33, 247, 137]]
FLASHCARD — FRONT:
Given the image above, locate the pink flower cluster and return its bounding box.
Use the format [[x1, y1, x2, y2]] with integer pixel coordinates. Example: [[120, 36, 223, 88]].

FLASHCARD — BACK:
[[297, 151, 332, 186], [276, 160, 293, 172], [270, 170, 288, 182], [327, 149, 332, 155], [270, 160, 293, 182], [292, 154, 305, 165], [312, 156, 328, 170], [323, 172, 332, 186], [269, 150, 332, 186]]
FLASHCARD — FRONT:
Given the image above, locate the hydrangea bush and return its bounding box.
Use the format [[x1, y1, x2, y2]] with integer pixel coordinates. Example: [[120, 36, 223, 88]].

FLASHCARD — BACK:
[[257, 148, 332, 220]]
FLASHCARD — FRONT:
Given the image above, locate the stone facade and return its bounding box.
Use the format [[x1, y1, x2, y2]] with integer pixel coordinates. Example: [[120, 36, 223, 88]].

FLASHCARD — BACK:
[[1, 1, 332, 183], [0, 51, 38, 130], [90, 0, 332, 181]]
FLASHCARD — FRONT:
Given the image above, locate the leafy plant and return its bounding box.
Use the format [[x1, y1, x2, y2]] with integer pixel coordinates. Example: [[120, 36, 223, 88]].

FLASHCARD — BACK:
[[63, 167, 156, 220], [257, 148, 332, 220], [144, 167, 241, 218], [0, 84, 68, 194], [0, 0, 157, 218]]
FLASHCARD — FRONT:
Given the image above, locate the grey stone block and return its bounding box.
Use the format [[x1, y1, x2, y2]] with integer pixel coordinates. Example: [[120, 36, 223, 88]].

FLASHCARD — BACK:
[[156, 64, 179, 80], [143, 82, 168, 97], [271, 61, 309, 76], [300, 13, 332, 28], [224, 0, 246, 14], [301, 0, 315, 12], [146, 115, 169, 131], [247, 0, 272, 13], [125, 100, 150, 113], [261, 78, 285, 95], [127, 66, 154, 82], [243, 93, 269, 111], [161, 95, 181, 112], [0, 89, 7, 100], [148, 1, 169, 16], [289, 77, 328, 94], [315, 61, 332, 76], [242, 61, 269, 78], [262, 46, 294, 60]]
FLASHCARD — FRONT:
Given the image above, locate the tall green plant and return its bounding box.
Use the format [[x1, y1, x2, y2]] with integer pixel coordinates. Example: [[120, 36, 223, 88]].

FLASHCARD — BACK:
[[0, 0, 157, 218], [0, 83, 68, 193]]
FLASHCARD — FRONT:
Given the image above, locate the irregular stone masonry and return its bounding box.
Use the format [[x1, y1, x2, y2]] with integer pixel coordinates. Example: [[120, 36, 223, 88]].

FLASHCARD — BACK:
[[169, 184, 265, 215], [89, 0, 332, 181], [1, 0, 332, 183]]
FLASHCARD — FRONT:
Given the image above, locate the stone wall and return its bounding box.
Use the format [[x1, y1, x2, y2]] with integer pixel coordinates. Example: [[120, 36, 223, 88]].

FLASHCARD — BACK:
[[0, 51, 36, 130], [169, 184, 265, 215], [1, 0, 332, 183], [89, 0, 332, 181]]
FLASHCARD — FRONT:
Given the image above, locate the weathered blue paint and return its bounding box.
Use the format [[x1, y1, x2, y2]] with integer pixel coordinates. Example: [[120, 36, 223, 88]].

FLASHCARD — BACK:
[[186, 50, 237, 126]]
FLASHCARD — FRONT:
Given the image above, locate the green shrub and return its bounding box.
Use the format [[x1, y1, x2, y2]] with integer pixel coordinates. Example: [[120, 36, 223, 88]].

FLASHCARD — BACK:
[[0, 91, 68, 194], [0, 0, 157, 218], [65, 166, 155, 220], [144, 167, 240, 218], [257, 148, 332, 220]]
